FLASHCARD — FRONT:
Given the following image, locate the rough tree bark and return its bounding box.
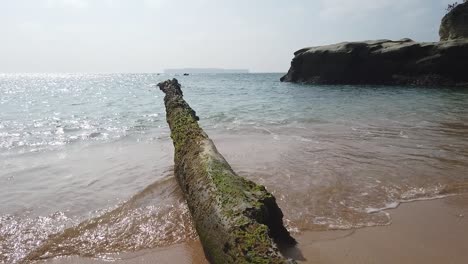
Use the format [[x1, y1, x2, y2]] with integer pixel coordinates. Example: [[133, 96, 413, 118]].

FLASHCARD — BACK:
[[158, 79, 296, 264]]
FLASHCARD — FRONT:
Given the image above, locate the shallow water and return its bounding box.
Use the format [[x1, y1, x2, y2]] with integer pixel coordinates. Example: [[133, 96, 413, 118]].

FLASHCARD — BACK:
[[1, 73, 468, 262]]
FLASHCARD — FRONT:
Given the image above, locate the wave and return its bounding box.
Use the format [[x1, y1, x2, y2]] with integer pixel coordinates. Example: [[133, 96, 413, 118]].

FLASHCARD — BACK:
[[305, 181, 468, 231], [3, 171, 468, 263], [1, 175, 196, 263]]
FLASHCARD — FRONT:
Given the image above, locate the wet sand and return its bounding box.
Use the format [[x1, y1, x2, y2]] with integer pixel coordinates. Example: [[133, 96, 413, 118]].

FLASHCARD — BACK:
[[288, 194, 468, 264], [40, 194, 468, 264]]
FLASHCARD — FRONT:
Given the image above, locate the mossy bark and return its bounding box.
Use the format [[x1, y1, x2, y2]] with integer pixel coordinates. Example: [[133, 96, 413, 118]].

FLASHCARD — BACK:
[[158, 79, 296, 264]]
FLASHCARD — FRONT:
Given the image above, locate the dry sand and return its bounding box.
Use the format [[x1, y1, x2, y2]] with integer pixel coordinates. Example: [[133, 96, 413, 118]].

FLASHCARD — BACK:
[[42, 195, 468, 264]]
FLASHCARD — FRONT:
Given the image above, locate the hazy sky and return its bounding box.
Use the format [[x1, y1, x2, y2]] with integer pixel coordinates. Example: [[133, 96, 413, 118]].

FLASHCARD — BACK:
[[0, 0, 455, 73]]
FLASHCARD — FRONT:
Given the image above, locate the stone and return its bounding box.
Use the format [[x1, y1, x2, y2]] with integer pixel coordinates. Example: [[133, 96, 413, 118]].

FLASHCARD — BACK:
[[280, 39, 468, 87], [440, 2, 468, 41]]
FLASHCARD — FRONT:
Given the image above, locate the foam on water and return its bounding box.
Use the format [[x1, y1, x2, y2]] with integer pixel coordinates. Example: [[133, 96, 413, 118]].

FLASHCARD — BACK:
[[365, 202, 400, 214], [1, 176, 196, 263]]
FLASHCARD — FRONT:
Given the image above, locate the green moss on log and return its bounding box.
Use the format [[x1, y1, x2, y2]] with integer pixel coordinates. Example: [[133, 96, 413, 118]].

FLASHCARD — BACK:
[[158, 79, 296, 264], [169, 108, 203, 152]]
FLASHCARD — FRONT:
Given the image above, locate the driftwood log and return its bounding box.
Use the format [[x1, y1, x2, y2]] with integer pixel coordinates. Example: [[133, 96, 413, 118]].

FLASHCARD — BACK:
[[158, 79, 296, 263]]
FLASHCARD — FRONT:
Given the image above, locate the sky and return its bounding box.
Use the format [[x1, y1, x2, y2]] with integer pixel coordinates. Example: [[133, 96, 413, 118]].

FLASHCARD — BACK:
[[0, 0, 456, 73]]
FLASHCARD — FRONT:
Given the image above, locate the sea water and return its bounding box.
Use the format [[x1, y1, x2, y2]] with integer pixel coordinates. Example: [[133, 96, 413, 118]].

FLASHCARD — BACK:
[[1, 73, 468, 262]]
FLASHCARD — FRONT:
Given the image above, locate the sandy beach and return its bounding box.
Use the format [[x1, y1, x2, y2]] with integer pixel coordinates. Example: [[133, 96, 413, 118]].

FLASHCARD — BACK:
[[289, 194, 468, 264], [3, 1, 468, 263], [39, 194, 468, 264]]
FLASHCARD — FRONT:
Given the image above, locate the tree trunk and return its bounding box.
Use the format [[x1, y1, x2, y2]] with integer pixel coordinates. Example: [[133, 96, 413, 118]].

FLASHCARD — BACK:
[[158, 79, 296, 264]]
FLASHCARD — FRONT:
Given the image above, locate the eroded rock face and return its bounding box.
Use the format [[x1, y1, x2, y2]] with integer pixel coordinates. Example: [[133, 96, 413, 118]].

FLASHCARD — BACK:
[[440, 2, 468, 41], [280, 39, 468, 87]]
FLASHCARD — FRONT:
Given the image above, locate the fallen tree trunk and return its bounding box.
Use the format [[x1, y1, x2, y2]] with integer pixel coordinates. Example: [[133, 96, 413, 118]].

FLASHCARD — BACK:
[[158, 79, 296, 263]]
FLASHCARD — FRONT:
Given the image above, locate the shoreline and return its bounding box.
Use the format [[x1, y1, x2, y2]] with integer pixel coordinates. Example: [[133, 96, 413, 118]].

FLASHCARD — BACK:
[[40, 194, 468, 264], [288, 194, 468, 264]]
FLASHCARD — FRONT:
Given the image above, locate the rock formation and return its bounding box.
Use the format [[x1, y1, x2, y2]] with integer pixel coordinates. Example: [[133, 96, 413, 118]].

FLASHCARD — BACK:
[[282, 3, 468, 87], [440, 1, 468, 41], [280, 39, 468, 86], [158, 79, 296, 263]]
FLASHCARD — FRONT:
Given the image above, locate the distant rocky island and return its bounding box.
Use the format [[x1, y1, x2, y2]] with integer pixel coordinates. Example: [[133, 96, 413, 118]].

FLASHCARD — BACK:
[[281, 2, 468, 87], [164, 68, 249, 74]]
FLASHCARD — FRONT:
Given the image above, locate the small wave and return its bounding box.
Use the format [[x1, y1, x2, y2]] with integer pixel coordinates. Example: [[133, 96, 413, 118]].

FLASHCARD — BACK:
[[363, 193, 459, 218], [293, 136, 313, 142], [356, 183, 468, 228], [17, 176, 196, 263], [366, 201, 400, 214], [284, 181, 468, 233], [440, 182, 468, 195], [0, 212, 77, 264]]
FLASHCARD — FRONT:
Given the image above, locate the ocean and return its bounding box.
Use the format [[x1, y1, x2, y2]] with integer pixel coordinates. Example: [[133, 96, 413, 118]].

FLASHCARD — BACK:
[[1, 73, 468, 263]]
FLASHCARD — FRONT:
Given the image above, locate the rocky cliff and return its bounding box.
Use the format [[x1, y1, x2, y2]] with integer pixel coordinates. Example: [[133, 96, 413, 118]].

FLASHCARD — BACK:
[[282, 3, 468, 87], [280, 38, 468, 87], [440, 2, 468, 41]]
